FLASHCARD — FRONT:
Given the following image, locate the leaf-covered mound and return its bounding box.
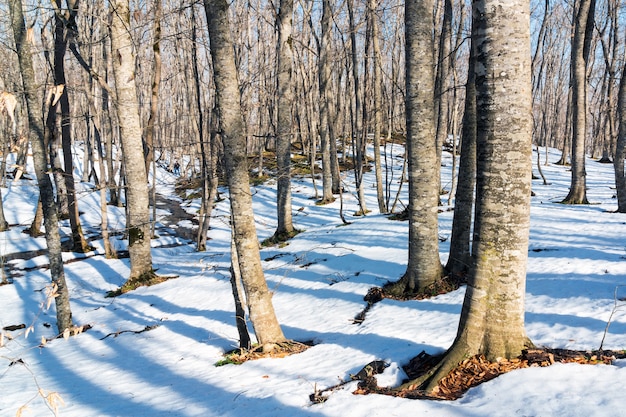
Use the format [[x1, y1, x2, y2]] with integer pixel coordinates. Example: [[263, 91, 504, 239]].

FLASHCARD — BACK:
[[355, 348, 626, 400]]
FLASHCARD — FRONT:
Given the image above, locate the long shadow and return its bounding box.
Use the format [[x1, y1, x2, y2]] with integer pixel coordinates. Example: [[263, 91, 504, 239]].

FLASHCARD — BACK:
[[526, 311, 626, 337], [32, 329, 329, 417]]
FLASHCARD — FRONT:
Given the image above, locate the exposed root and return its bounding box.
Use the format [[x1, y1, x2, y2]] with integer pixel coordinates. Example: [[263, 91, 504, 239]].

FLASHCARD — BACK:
[[262, 229, 302, 247], [354, 348, 626, 400], [353, 287, 385, 324], [106, 271, 178, 297], [215, 340, 312, 366], [382, 274, 463, 301]]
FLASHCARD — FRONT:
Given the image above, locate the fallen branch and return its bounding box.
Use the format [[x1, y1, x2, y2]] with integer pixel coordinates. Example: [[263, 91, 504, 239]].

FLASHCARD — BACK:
[[99, 325, 159, 340]]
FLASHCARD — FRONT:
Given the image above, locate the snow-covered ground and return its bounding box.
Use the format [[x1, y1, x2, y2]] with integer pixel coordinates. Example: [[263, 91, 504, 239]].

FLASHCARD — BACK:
[[2, 146, 626, 416]]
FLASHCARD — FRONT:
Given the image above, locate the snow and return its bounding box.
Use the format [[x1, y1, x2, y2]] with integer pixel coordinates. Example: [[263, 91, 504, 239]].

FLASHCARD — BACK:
[[2, 146, 626, 416]]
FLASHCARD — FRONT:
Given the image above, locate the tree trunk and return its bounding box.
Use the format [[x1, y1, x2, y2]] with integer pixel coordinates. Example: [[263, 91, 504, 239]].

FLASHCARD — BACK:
[[368, 0, 387, 214], [110, 0, 154, 284], [0, 187, 9, 231], [318, 0, 336, 204], [347, 0, 368, 216], [562, 0, 595, 204], [230, 234, 252, 350], [411, 0, 534, 392], [385, 0, 444, 296], [446, 27, 477, 277], [144, 0, 162, 179], [10, 0, 74, 333], [53, 0, 90, 253], [190, 4, 212, 252], [614, 48, 626, 212], [434, 0, 453, 199], [273, 0, 295, 240], [203, 0, 286, 350]]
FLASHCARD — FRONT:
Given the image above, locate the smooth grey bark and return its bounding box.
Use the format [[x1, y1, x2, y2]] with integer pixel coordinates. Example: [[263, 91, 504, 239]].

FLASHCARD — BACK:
[[367, 0, 386, 214], [562, 0, 595, 204], [386, 0, 444, 296], [434, 0, 453, 197], [204, 0, 286, 349], [10, 0, 73, 333], [614, 50, 626, 212], [446, 28, 477, 277], [347, 0, 368, 215], [411, 0, 534, 392], [190, 4, 214, 252], [144, 0, 161, 179], [317, 0, 336, 204], [273, 0, 295, 239], [110, 0, 154, 283]]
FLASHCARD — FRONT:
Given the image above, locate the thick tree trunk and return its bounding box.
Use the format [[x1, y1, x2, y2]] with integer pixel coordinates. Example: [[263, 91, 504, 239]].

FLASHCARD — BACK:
[[385, 0, 444, 296], [204, 0, 286, 349], [10, 0, 73, 333], [562, 0, 595, 204], [110, 0, 154, 284], [273, 0, 295, 240], [411, 0, 534, 392]]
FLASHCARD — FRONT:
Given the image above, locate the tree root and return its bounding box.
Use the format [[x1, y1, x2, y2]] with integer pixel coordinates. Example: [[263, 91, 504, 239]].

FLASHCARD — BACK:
[[106, 270, 178, 297], [262, 229, 302, 247], [382, 273, 462, 300], [215, 340, 312, 366], [354, 348, 626, 400]]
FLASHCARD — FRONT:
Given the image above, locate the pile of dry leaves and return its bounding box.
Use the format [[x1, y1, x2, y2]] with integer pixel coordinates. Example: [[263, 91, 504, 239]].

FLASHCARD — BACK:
[[355, 348, 626, 400]]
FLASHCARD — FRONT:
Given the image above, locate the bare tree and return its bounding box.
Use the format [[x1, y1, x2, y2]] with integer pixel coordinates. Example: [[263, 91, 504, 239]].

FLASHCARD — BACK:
[[10, 0, 74, 333], [271, 0, 296, 242], [562, 0, 595, 204], [203, 0, 287, 350], [613, 38, 626, 212], [51, 0, 91, 253], [405, 0, 534, 392], [446, 23, 476, 277], [317, 0, 336, 204], [384, 0, 444, 297], [110, 0, 155, 287]]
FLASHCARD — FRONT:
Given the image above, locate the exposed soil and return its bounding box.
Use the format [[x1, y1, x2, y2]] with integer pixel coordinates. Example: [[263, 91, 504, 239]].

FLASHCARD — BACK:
[[154, 194, 197, 242], [3, 193, 196, 283]]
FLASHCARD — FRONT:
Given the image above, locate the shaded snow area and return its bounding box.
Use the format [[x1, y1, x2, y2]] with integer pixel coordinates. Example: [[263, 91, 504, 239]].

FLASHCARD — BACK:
[[2, 146, 626, 416]]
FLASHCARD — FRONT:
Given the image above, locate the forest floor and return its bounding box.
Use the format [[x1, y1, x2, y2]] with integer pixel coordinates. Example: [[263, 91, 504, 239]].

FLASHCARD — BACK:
[[3, 146, 626, 416]]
